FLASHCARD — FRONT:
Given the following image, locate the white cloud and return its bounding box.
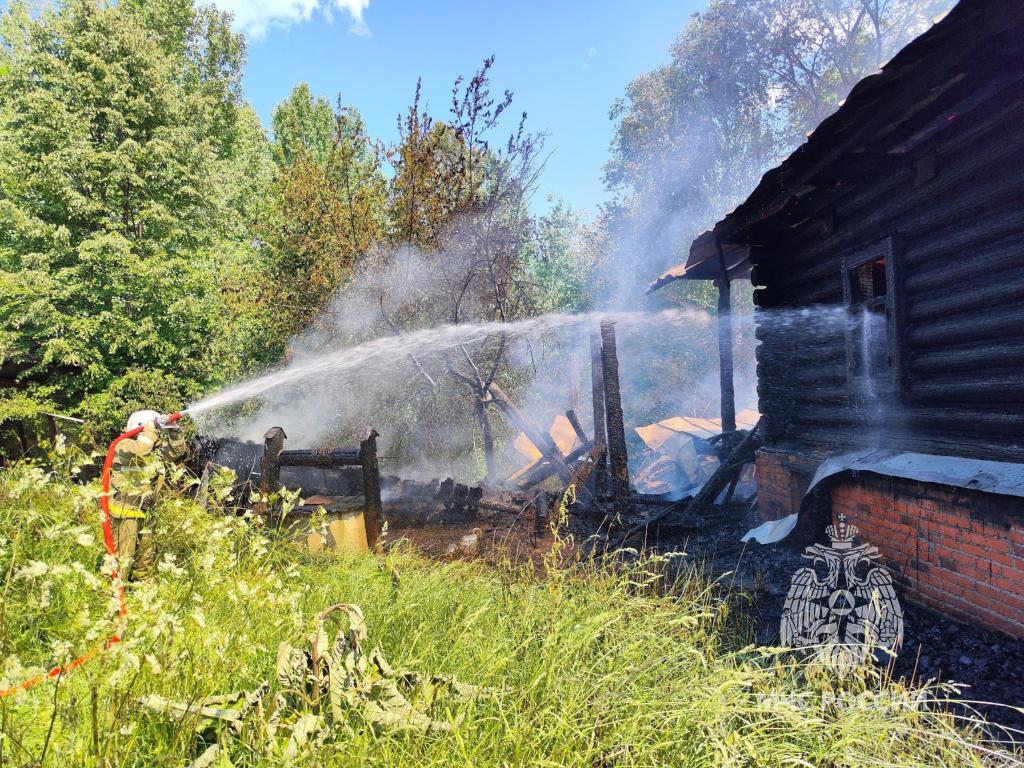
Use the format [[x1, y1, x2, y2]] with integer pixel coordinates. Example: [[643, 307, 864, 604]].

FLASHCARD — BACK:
[[580, 46, 597, 71], [214, 0, 370, 40]]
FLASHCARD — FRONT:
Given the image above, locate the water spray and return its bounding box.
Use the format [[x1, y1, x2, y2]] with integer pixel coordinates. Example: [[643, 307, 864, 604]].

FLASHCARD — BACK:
[[185, 309, 699, 418]]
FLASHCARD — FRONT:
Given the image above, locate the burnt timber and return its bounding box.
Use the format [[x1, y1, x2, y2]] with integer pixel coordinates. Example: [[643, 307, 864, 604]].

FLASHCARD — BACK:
[[259, 426, 384, 546], [600, 321, 631, 517]]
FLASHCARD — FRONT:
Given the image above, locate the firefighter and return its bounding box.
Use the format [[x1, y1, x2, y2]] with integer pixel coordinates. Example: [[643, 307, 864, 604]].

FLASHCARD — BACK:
[[109, 410, 188, 580]]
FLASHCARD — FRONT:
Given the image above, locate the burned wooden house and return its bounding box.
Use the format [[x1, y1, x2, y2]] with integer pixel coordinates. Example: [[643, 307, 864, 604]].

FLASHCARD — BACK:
[[652, 0, 1024, 637]]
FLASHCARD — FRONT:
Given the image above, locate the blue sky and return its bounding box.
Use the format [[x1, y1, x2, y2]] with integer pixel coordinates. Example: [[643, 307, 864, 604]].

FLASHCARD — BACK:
[[227, 0, 705, 214]]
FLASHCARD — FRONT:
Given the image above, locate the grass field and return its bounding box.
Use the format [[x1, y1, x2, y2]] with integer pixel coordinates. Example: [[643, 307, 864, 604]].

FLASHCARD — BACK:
[[0, 453, 1019, 767]]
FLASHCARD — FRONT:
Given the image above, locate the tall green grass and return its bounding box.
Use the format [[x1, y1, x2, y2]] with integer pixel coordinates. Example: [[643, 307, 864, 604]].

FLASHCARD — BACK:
[[0, 452, 1019, 767]]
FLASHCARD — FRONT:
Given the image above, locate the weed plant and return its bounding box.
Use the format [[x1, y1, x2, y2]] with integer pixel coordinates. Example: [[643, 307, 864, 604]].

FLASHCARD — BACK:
[[0, 445, 1019, 766]]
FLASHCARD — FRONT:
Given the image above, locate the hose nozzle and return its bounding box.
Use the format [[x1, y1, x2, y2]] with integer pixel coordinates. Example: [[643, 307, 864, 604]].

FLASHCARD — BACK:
[[158, 411, 183, 428]]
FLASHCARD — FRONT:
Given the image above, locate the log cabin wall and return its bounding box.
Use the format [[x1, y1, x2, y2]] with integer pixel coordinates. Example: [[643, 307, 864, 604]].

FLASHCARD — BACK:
[[687, 0, 1024, 635], [752, 79, 1024, 463]]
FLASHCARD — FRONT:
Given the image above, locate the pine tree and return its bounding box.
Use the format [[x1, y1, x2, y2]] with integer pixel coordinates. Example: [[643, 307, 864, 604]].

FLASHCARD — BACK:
[[0, 0, 257, 431]]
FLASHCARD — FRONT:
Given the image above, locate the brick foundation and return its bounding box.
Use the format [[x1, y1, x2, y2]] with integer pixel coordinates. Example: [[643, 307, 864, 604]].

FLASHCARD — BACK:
[[832, 475, 1024, 638], [756, 447, 1024, 637], [754, 447, 822, 520]]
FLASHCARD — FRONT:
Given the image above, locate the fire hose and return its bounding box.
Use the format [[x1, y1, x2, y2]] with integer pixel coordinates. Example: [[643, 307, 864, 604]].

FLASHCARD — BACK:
[[0, 411, 182, 699]]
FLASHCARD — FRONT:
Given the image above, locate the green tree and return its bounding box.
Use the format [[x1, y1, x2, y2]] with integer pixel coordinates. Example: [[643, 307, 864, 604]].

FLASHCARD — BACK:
[[386, 80, 471, 250], [604, 0, 951, 297], [524, 199, 607, 314], [270, 83, 335, 167], [0, 0, 259, 433], [206, 104, 283, 374], [265, 88, 387, 336]]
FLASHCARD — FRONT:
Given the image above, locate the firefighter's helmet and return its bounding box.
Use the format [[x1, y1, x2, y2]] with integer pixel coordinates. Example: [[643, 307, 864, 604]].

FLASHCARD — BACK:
[[126, 410, 161, 432]]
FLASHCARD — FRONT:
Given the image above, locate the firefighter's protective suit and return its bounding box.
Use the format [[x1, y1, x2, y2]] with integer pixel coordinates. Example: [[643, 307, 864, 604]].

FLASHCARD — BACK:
[[110, 410, 188, 580]]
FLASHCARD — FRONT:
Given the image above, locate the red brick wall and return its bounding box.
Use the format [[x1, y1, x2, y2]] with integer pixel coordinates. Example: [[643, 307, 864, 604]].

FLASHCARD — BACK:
[[754, 448, 821, 520], [832, 475, 1024, 638], [755, 447, 1024, 637]]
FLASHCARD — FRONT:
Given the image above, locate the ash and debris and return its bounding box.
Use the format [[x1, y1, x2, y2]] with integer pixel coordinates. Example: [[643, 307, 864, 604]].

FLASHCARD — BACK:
[[606, 498, 1024, 731], [383, 487, 1024, 733]]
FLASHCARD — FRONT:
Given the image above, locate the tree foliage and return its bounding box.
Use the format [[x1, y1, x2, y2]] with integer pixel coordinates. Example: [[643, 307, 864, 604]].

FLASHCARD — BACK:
[[373, 58, 546, 480], [266, 89, 387, 335], [271, 82, 335, 166], [0, 0, 277, 434], [603, 0, 951, 294]]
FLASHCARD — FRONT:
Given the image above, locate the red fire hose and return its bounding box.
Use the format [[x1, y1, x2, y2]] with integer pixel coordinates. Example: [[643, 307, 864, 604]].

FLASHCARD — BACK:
[[0, 411, 182, 699]]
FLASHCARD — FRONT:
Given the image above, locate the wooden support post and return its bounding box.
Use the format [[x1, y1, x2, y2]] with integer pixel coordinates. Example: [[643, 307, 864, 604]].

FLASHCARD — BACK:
[[359, 428, 383, 549], [715, 238, 737, 436], [589, 333, 608, 499], [600, 321, 630, 518], [259, 426, 286, 515]]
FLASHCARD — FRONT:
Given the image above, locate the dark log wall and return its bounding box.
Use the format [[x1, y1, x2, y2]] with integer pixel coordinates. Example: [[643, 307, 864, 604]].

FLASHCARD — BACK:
[[753, 84, 1024, 462]]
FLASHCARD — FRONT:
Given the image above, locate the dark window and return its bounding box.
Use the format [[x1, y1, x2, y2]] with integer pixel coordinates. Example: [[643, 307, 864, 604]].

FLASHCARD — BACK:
[[843, 239, 901, 398]]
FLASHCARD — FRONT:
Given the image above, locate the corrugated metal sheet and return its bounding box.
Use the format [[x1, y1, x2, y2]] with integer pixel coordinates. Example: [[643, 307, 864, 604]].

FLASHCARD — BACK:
[[743, 447, 1024, 545], [507, 415, 583, 483], [636, 408, 760, 444], [808, 449, 1024, 499]]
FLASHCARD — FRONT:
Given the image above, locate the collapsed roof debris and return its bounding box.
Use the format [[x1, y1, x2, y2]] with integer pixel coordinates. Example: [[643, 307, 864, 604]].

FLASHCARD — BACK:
[[633, 409, 760, 497]]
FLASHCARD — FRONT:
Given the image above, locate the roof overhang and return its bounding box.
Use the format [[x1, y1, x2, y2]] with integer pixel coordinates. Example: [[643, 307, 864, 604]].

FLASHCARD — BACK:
[[646, 0, 1024, 295], [647, 232, 751, 293]]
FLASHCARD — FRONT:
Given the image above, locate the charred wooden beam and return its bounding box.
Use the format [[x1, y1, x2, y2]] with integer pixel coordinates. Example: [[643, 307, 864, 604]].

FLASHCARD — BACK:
[[714, 237, 737, 436], [910, 340, 1024, 375], [589, 332, 608, 499], [278, 447, 362, 467], [907, 267, 1024, 323], [487, 382, 573, 483], [600, 321, 631, 518], [565, 409, 588, 445], [909, 306, 1024, 348], [477, 498, 526, 515], [359, 428, 382, 549], [259, 426, 286, 513], [715, 280, 737, 435], [513, 441, 594, 489], [559, 440, 604, 512]]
